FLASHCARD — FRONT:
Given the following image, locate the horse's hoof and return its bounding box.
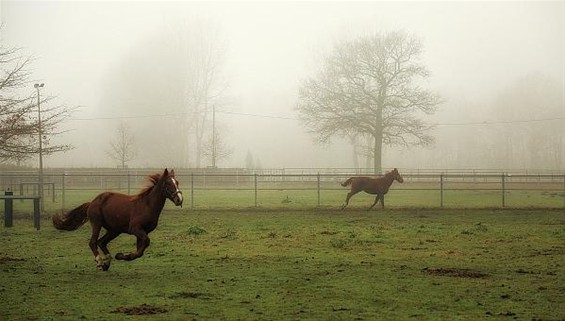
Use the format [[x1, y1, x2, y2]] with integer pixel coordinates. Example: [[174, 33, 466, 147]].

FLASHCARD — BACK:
[[95, 254, 111, 270], [115, 253, 125, 260], [98, 263, 110, 271], [96, 263, 110, 271]]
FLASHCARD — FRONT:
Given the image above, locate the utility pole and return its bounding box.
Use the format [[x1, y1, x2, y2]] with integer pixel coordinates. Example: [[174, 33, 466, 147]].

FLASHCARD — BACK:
[[212, 104, 216, 168], [34, 83, 45, 213]]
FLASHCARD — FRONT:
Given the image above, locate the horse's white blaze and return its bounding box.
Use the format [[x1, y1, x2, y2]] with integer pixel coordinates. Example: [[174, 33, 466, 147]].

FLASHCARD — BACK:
[[174, 178, 183, 203], [169, 177, 183, 204]]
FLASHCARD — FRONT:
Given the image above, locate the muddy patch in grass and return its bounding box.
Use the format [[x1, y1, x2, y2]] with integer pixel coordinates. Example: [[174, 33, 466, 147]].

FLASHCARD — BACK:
[[111, 304, 167, 315], [169, 291, 209, 299], [0, 256, 26, 263], [422, 267, 488, 278]]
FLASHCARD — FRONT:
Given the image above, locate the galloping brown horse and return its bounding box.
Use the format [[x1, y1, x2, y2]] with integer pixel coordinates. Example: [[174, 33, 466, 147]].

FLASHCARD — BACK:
[[341, 168, 404, 210], [52, 168, 183, 271]]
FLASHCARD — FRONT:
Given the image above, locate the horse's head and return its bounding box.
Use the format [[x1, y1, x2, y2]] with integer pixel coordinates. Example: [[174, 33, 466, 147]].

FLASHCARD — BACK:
[[392, 168, 404, 183], [163, 168, 183, 207]]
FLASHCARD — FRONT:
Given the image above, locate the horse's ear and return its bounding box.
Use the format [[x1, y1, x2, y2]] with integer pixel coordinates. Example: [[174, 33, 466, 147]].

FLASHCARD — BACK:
[[170, 169, 175, 176], [163, 168, 169, 177]]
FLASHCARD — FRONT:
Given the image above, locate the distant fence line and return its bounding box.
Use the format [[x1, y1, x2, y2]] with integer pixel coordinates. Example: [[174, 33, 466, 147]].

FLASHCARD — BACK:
[[1, 168, 564, 210]]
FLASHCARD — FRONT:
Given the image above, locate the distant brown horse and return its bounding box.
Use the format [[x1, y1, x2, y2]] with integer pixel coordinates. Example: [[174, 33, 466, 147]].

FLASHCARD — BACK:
[[52, 168, 183, 271], [341, 168, 404, 210]]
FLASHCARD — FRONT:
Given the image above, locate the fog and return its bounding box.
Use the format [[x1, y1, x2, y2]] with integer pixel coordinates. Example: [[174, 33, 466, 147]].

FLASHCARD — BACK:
[[2, 1, 563, 170]]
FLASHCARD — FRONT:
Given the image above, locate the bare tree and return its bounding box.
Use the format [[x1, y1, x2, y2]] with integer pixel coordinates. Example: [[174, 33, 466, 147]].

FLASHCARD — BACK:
[[174, 20, 229, 167], [0, 43, 73, 164], [202, 127, 232, 167], [297, 31, 441, 173], [106, 122, 137, 168]]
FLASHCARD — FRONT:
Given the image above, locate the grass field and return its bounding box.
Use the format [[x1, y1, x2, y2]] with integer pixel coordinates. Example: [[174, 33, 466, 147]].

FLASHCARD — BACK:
[[6, 184, 565, 216], [1, 208, 564, 320]]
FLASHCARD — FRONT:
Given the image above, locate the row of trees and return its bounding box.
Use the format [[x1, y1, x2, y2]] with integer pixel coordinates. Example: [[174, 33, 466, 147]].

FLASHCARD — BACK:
[[101, 27, 440, 172], [100, 20, 231, 168], [3, 25, 562, 171], [434, 73, 563, 170]]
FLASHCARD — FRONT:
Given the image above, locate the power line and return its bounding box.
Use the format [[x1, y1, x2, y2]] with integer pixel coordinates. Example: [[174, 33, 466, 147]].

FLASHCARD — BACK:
[[69, 110, 299, 121], [218, 110, 299, 120], [69, 110, 562, 126], [70, 112, 187, 121], [434, 117, 564, 127]]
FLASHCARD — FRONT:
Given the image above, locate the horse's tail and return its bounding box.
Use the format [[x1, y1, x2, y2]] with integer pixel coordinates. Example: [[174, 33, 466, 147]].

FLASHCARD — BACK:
[[52, 202, 90, 231], [341, 177, 354, 187]]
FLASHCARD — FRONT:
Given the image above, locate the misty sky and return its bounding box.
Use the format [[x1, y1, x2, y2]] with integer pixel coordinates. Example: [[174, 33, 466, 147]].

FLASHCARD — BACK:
[[1, 1, 564, 169]]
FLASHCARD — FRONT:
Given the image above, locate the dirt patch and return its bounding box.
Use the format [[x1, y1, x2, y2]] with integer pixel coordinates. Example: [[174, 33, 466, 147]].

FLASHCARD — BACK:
[[0, 256, 26, 263], [422, 267, 488, 278], [169, 291, 205, 299], [111, 304, 167, 315]]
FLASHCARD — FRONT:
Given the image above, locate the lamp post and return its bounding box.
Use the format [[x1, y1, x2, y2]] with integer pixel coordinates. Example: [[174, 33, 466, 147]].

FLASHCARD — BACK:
[[34, 83, 44, 213]]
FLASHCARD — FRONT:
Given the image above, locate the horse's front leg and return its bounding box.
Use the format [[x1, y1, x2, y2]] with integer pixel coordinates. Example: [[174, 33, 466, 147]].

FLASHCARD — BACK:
[[368, 194, 380, 210], [97, 230, 120, 269], [115, 230, 150, 261]]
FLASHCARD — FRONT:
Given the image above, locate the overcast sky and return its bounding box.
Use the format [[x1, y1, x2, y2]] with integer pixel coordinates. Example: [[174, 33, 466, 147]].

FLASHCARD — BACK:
[[1, 1, 563, 169]]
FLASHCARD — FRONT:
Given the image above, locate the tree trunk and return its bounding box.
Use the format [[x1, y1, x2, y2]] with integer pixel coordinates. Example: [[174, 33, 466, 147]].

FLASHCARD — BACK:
[[373, 131, 383, 175], [373, 103, 384, 175]]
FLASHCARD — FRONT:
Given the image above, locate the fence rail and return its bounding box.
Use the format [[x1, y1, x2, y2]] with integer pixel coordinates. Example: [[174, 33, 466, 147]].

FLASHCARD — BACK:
[[1, 170, 564, 211]]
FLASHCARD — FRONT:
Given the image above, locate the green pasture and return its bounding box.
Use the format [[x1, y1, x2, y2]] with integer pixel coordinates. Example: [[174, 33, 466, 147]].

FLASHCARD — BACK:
[[6, 183, 565, 216], [1, 208, 564, 320]]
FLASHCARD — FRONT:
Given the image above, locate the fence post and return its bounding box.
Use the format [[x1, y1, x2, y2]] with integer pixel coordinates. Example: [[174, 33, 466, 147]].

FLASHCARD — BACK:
[[317, 173, 321, 207], [501, 173, 506, 208], [4, 189, 13, 227], [127, 171, 131, 195], [190, 173, 194, 210], [62, 173, 66, 211], [254, 173, 258, 207], [440, 174, 444, 208], [33, 197, 40, 230]]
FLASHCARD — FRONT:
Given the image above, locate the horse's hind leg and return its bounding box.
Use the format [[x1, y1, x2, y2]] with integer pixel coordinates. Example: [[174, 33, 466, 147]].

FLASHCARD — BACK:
[[341, 190, 359, 210]]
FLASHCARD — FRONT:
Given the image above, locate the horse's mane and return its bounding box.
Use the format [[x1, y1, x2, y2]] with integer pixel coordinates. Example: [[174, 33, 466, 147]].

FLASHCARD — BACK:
[[383, 168, 398, 177], [133, 173, 162, 199]]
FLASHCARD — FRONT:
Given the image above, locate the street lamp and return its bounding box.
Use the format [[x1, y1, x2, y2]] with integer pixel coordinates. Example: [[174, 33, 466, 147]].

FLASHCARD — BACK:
[[34, 83, 44, 213]]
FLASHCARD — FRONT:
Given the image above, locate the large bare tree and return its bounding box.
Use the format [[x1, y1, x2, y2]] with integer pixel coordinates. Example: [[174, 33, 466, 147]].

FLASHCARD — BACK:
[[0, 44, 73, 164], [297, 31, 441, 173]]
